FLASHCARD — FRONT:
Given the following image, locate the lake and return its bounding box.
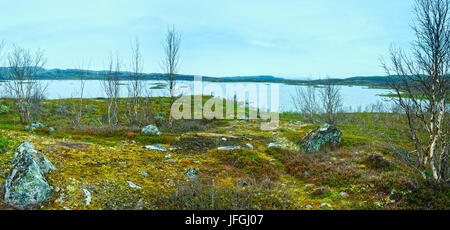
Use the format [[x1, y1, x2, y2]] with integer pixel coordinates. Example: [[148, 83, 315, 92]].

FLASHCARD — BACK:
[[0, 80, 395, 113]]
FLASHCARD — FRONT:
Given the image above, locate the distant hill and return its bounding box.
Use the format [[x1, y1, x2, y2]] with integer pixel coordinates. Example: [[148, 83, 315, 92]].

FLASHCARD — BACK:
[[0, 67, 396, 88]]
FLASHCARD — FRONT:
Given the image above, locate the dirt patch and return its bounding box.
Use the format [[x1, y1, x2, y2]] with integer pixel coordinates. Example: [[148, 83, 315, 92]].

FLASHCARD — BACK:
[[57, 142, 88, 151], [171, 136, 244, 154]]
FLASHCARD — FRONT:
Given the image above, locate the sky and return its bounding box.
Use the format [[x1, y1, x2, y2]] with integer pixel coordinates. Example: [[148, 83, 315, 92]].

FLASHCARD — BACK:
[[0, 0, 415, 79]]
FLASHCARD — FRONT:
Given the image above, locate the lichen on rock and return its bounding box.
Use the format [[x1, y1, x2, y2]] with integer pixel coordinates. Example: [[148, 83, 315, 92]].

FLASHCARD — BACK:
[[4, 141, 55, 209], [141, 125, 161, 136], [301, 124, 342, 153]]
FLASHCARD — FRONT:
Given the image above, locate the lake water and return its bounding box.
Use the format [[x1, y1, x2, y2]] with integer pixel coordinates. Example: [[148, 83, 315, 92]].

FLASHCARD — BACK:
[[1, 80, 395, 113]]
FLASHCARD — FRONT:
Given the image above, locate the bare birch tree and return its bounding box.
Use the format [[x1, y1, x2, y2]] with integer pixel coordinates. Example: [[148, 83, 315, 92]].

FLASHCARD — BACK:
[[161, 26, 181, 126], [4, 45, 46, 123], [318, 78, 343, 125], [101, 54, 121, 126], [381, 0, 449, 182], [0, 40, 4, 96], [291, 83, 318, 123], [72, 65, 89, 127], [127, 37, 143, 125]]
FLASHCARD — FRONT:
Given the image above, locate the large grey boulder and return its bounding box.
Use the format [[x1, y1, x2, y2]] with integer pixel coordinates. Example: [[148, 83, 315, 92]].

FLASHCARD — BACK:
[[4, 141, 56, 209], [141, 125, 161, 136], [301, 124, 342, 153]]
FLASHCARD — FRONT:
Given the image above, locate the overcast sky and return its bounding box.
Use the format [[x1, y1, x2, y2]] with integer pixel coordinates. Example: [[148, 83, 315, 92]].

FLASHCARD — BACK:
[[0, 0, 415, 79]]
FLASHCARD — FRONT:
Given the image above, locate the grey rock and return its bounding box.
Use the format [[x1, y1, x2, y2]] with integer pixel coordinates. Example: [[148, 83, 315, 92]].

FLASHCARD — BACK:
[[141, 125, 161, 136], [185, 167, 198, 181], [339, 192, 349, 198], [320, 203, 332, 208], [139, 171, 149, 177], [83, 189, 92, 206], [165, 159, 177, 163], [303, 171, 310, 177], [237, 179, 250, 187], [312, 187, 329, 196], [4, 141, 55, 209], [301, 124, 342, 153], [25, 122, 56, 134], [144, 144, 167, 152], [267, 143, 278, 148], [246, 143, 254, 149], [218, 146, 241, 151], [127, 181, 142, 189], [305, 205, 313, 209]]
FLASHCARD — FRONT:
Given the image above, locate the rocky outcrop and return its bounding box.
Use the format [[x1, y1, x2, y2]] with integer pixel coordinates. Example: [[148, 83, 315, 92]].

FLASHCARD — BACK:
[[141, 125, 161, 136], [4, 142, 55, 209], [301, 124, 342, 153]]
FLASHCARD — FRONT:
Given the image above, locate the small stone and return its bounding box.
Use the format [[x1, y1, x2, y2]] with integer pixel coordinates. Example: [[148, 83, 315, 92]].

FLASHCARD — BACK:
[[83, 189, 92, 206], [222, 138, 227, 141], [305, 205, 313, 209], [339, 192, 349, 198], [185, 167, 198, 181], [312, 187, 329, 196], [127, 181, 142, 189], [139, 171, 149, 177], [165, 159, 177, 163], [267, 143, 278, 148], [246, 143, 254, 149], [165, 154, 172, 159], [144, 145, 167, 152], [320, 203, 332, 208], [218, 146, 241, 151], [303, 171, 310, 177], [141, 125, 161, 136], [236, 179, 249, 187]]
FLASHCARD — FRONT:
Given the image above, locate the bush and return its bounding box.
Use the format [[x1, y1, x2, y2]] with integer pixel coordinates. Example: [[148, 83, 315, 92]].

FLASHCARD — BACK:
[[214, 149, 280, 180], [152, 179, 298, 210], [0, 138, 9, 153], [0, 105, 9, 114]]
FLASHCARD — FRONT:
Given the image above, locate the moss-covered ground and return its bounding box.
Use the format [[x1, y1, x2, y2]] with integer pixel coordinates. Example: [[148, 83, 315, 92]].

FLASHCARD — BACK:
[[0, 97, 448, 210]]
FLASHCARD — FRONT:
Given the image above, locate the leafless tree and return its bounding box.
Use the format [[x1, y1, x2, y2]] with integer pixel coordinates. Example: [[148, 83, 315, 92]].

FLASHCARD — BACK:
[[318, 78, 343, 125], [291, 83, 318, 123], [126, 37, 143, 125], [72, 64, 89, 127], [101, 54, 121, 126], [161, 26, 181, 126], [381, 0, 449, 182], [4, 45, 47, 123], [0, 40, 5, 96]]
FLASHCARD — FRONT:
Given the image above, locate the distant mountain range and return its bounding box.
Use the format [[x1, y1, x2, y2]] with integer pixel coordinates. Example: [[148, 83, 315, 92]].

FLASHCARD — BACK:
[[0, 67, 395, 88]]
